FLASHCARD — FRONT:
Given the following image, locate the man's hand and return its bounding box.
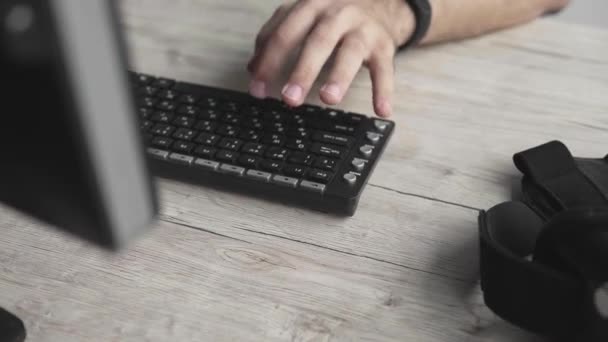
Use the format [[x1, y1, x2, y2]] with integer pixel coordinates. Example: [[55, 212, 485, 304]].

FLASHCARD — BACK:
[[247, 0, 415, 118]]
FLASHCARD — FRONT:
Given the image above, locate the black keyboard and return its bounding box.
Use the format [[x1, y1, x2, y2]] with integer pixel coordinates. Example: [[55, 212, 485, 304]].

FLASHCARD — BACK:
[[132, 72, 395, 215]]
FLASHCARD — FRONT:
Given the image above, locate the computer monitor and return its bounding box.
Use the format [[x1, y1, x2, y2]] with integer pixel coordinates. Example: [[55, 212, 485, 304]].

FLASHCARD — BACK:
[[0, 0, 158, 249]]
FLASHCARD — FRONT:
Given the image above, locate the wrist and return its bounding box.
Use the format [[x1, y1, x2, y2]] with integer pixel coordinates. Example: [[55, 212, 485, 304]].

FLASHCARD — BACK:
[[387, 0, 416, 47]]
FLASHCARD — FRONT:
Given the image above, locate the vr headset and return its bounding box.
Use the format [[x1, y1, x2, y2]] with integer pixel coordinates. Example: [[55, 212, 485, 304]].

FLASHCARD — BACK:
[[479, 141, 608, 341]]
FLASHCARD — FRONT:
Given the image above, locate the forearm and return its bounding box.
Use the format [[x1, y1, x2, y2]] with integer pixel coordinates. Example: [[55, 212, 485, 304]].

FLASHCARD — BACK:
[[421, 0, 570, 44]]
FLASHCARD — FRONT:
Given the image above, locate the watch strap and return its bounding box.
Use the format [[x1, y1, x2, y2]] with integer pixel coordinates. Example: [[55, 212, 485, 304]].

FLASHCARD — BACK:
[[399, 0, 432, 51]]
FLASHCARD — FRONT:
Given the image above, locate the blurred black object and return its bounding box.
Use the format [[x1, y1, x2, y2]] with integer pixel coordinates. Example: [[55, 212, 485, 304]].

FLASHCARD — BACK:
[[1, 0, 158, 336], [0, 308, 26, 342], [0, 0, 157, 247], [479, 141, 608, 341]]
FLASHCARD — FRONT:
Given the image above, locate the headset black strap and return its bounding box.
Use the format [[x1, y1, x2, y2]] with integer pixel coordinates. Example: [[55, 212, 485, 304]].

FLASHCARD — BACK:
[[514, 141, 608, 211]]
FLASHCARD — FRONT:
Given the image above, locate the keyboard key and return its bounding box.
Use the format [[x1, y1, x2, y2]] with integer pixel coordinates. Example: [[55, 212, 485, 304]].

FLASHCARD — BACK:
[[172, 128, 197, 141], [327, 123, 356, 135], [139, 107, 153, 119], [271, 175, 298, 188], [152, 78, 174, 89], [147, 148, 169, 160], [300, 180, 326, 194], [200, 97, 219, 109], [242, 117, 263, 129], [218, 138, 243, 151], [299, 105, 319, 114], [283, 165, 307, 177], [288, 152, 314, 166], [173, 116, 196, 128], [217, 125, 240, 137], [194, 146, 217, 159], [308, 169, 333, 184], [151, 111, 174, 123], [158, 89, 180, 100], [199, 109, 220, 120], [286, 127, 309, 139], [139, 97, 157, 108], [141, 120, 154, 130], [216, 150, 239, 164], [265, 147, 289, 161], [168, 153, 194, 166], [219, 164, 245, 176], [311, 143, 345, 159], [245, 170, 272, 182], [239, 129, 262, 142], [286, 138, 309, 151], [156, 100, 177, 111], [150, 124, 175, 137], [178, 94, 200, 104], [264, 111, 286, 122], [324, 109, 343, 120], [194, 158, 219, 171], [343, 113, 365, 126], [238, 155, 260, 168], [312, 132, 353, 147], [260, 160, 284, 173], [172, 141, 195, 154], [195, 120, 218, 133], [374, 120, 389, 132], [262, 134, 285, 146], [222, 101, 240, 112], [195, 133, 220, 146], [138, 86, 158, 97], [152, 136, 173, 149], [135, 74, 154, 85], [242, 143, 265, 156], [244, 105, 262, 117], [177, 105, 201, 117], [143, 133, 154, 144], [314, 157, 337, 171], [221, 112, 241, 125]]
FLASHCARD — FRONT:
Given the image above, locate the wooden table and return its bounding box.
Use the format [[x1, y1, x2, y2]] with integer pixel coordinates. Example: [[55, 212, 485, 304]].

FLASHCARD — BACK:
[[1, 1, 607, 341]]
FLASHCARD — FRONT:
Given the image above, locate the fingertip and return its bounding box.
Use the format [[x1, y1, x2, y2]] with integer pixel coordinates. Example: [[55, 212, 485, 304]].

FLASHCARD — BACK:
[[281, 83, 305, 106], [320, 83, 342, 105], [249, 79, 268, 99], [375, 98, 393, 118]]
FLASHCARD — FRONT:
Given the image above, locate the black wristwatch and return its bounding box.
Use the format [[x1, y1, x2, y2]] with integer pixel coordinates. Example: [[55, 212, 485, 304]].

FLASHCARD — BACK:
[[399, 0, 433, 51]]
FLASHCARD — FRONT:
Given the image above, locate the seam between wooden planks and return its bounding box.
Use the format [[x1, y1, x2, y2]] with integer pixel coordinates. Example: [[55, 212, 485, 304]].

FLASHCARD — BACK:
[[368, 184, 482, 212]]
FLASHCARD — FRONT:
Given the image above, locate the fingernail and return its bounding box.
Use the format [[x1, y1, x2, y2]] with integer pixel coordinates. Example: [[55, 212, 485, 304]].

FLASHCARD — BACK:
[[249, 80, 267, 99], [282, 84, 303, 102], [377, 99, 392, 117], [320, 83, 342, 101]]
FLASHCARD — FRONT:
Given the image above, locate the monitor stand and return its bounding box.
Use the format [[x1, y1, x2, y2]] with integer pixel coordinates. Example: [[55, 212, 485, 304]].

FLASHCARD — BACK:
[[0, 307, 26, 342]]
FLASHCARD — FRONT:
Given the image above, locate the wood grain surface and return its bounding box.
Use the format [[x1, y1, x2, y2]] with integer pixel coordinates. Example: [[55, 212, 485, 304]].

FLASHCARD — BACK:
[[0, 0, 606, 341]]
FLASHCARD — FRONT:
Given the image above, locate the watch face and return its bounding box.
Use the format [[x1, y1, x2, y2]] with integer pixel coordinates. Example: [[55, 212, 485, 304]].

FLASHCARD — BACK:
[[595, 283, 608, 319]]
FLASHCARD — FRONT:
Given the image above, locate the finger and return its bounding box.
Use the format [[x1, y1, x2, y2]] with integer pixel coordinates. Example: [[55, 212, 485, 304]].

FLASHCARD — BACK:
[[249, 3, 322, 99], [368, 45, 395, 117], [248, 4, 292, 74], [282, 8, 364, 106], [254, 3, 293, 55], [319, 35, 367, 105]]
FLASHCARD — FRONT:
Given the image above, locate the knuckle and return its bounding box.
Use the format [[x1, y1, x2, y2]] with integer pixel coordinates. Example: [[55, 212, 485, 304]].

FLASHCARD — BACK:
[[335, 4, 363, 20], [375, 33, 396, 58], [268, 27, 291, 49], [309, 23, 336, 46], [343, 35, 368, 55]]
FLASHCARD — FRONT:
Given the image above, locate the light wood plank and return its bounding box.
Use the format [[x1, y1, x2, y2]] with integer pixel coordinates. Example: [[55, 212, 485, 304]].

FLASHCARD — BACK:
[[0, 204, 540, 342], [159, 179, 480, 281]]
